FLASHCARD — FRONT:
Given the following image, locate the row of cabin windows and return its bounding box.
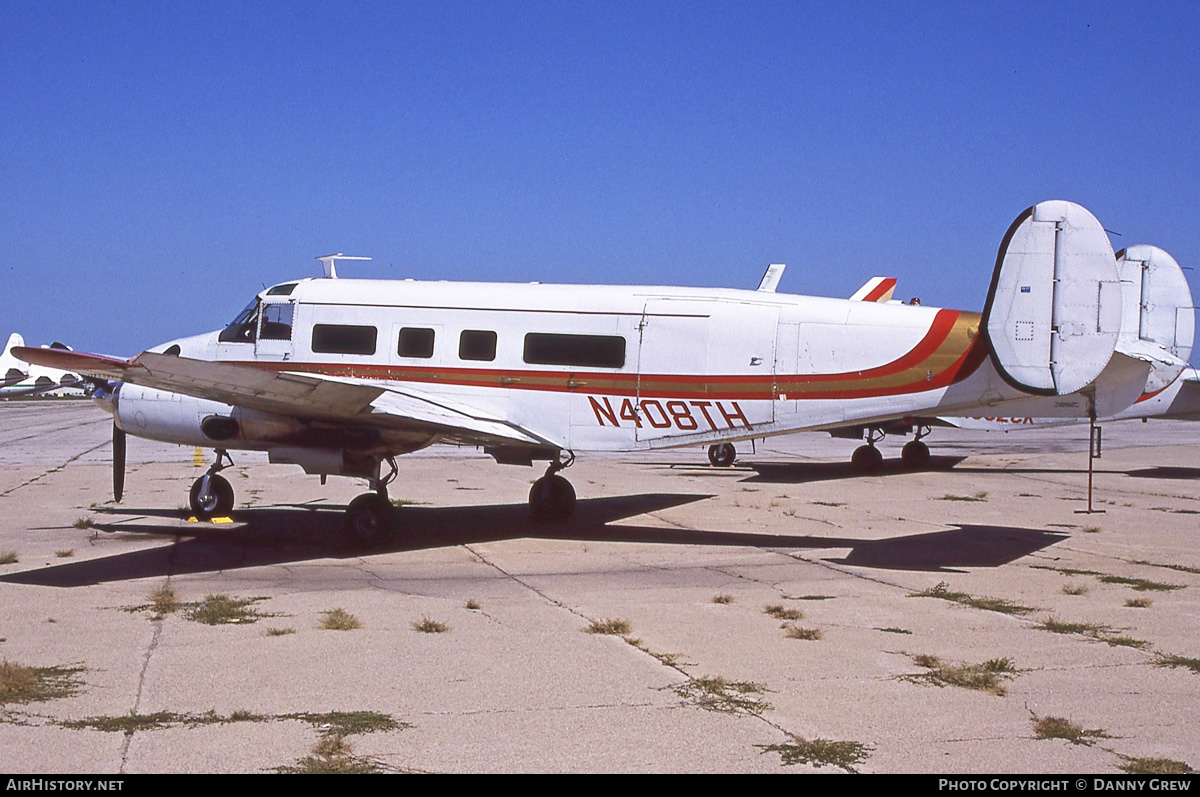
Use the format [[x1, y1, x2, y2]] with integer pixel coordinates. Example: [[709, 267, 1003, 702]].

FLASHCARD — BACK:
[[311, 324, 626, 368]]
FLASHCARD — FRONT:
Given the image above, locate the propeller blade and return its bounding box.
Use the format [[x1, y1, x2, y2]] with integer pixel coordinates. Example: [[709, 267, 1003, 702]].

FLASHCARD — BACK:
[[113, 423, 126, 503]]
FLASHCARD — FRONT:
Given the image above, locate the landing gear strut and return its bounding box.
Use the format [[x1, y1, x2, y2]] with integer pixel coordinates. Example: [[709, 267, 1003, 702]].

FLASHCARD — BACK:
[[190, 450, 235, 518], [345, 456, 397, 540], [529, 451, 576, 522], [707, 443, 736, 467], [851, 429, 884, 473], [901, 425, 932, 469]]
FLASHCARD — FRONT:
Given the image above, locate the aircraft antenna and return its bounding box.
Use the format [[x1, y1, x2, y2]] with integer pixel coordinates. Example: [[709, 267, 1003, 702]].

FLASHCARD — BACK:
[[316, 253, 372, 279]]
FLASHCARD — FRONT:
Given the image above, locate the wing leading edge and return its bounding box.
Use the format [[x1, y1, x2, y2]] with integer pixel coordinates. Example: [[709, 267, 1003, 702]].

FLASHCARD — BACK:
[[13, 347, 550, 449]]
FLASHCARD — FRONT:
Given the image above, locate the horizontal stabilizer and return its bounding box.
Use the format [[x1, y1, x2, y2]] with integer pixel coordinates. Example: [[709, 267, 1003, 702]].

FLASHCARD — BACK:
[[982, 201, 1121, 396]]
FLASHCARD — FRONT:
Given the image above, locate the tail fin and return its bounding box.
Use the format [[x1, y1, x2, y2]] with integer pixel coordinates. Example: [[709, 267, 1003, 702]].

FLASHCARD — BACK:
[[2, 333, 28, 387], [849, 277, 897, 302], [1114, 245, 1195, 393], [982, 201, 1122, 396], [2, 333, 24, 360]]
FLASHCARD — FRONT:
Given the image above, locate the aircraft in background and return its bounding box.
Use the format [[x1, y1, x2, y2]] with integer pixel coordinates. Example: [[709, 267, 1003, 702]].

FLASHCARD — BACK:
[[1, 333, 82, 398], [17, 201, 1191, 537]]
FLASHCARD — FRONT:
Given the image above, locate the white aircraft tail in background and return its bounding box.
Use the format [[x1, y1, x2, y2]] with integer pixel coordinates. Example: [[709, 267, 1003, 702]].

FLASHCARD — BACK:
[[16, 201, 1189, 535], [1, 333, 83, 398]]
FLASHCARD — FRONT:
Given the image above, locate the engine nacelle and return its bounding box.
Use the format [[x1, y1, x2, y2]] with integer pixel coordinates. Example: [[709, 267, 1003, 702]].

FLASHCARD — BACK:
[[115, 384, 243, 447], [113, 384, 440, 467], [114, 384, 307, 449]]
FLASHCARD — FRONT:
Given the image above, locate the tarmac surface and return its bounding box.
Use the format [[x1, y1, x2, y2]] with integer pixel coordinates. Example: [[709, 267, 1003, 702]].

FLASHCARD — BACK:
[[0, 400, 1197, 773]]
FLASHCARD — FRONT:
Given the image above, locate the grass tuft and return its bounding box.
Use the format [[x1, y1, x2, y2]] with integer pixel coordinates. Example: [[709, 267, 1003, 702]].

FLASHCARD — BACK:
[[63, 711, 185, 734], [265, 627, 295, 637], [671, 675, 771, 716], [1062, 583, 1089, 596], [1033, 715, 1110, 746], [0, 551, 18, 565], [186, 594, 266, 625], [0, 661, 85, 704], [1132, 559, 1200, 575], [276, 735, 389, 774], [1125, 597, 1153, 609], [1155, 655, 1200, 674], [710, 594, 734, 604], [911, 582, 1034, 616], [1033, 565, 1182, 592], [764, 604, 803, 621], [73, 517, 94, 530], [758, 736, 872, 773], [904, 654, 1017, 696], [782, 624, 822, 640], [1036, 616, 1110, 636], [288, 711, 404, 738], [586, 618, 631, 635], [939, 491, 988, 502], [465, 599, 481, 610], [319, 609, 362, 631], [411, 617, 448, 633], [1119, 757, 1194, 775], [149, 585, 180, 618], [54, 550, 74, 558]]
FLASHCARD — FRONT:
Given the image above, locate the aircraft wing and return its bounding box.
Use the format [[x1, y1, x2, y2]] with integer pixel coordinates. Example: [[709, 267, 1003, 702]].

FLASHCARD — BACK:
[[13, 347, 550, 448]]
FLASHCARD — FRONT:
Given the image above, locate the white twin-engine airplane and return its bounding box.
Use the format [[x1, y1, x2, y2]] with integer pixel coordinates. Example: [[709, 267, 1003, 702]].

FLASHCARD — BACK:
[[15, 201, 1193, 538]]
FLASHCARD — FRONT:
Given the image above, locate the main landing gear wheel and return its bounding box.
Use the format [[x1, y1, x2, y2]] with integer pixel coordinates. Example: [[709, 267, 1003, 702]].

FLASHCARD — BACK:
[[901, 440, 931, 469], [851, 444, 884, 473], [707, 443, 736, 467], [529, 474, 576, 523], [345, 493, 392, 541], [189, 473, 234, 518]]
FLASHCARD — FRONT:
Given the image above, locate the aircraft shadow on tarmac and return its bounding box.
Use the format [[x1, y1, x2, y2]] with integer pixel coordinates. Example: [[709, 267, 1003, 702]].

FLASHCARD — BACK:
[[0, 492, 1067, 587], [1124, 466, 1200, 481], [711, 456, 969, 484]]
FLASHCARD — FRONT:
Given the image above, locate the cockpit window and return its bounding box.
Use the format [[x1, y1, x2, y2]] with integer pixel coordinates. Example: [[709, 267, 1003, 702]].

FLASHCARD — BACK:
[[266, 283, 298, 296], [259, 303, 294, 340], [218, 300, 258, 343]]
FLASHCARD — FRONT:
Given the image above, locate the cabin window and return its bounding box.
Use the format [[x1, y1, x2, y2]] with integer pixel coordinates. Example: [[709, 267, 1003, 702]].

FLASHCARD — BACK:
[[459, 330, 497, 361], [312, 324, 377, 355], [259, 304, 294, 340], [266, 282, 298, 296], [218, 300, 258, 343], [523, 333, 626, 369], [397, 327, 435, 359]]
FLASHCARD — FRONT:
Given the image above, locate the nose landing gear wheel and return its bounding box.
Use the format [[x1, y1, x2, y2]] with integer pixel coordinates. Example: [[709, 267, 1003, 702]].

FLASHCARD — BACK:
[[345, 493, 393, 541], [851, 444, 884, 473], [707, 443, 736, 467], [189, 474, 234, 518], [529, 474, 576, 522], [901, 440, 931, 469]]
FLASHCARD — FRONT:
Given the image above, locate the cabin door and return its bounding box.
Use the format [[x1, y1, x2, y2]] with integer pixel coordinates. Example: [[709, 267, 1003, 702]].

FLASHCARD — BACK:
[[255, 298, 296, 361], [635, 299, 778, 442]]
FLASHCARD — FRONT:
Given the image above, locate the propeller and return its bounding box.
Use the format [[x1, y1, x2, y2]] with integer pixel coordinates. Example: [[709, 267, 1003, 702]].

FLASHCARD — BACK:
[[113, 422, 126, 503]]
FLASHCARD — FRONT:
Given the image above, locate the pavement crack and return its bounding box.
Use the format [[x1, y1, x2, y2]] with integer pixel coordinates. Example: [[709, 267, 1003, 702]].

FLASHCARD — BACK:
[[0, 440, 109, 498]]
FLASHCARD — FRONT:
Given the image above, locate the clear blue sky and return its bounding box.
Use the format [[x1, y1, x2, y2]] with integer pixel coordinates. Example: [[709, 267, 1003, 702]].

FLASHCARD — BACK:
[[3, 1, 1198, 357]]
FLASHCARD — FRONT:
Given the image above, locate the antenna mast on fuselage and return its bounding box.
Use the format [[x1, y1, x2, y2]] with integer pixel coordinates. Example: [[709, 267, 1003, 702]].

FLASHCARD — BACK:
[[316, 253, 372, 279]]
